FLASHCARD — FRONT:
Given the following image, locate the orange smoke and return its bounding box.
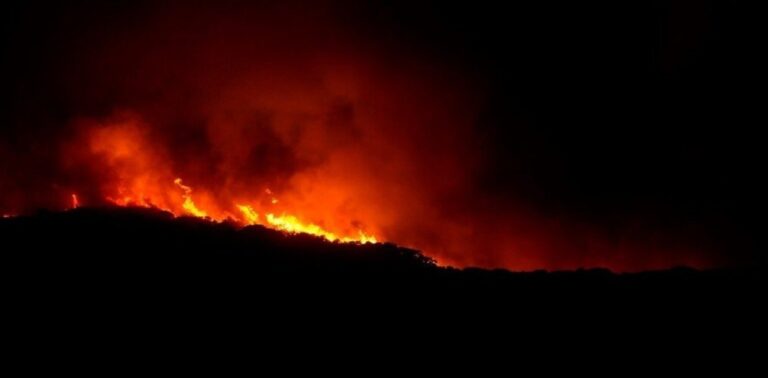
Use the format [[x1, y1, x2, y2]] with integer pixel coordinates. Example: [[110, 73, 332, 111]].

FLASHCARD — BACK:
[[66, 113, 379, 243], [0, 1, 719, 271]]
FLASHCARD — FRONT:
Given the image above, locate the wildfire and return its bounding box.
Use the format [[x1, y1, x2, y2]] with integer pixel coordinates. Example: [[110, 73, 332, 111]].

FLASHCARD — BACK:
[[75, 117, 378, 245], [236, 204, 259, 224], [104, 177, 377, 244], [260, 212, 377, 243], [173, 178, 208, 218]]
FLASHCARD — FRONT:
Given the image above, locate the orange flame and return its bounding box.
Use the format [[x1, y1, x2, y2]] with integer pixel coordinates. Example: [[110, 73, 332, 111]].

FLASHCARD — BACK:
[[68, 110, 383, 248], [7, 172, 377, 244], [173, 178, 208, 218], [261, 212, 376, 243], [105, 176, 378, 244]]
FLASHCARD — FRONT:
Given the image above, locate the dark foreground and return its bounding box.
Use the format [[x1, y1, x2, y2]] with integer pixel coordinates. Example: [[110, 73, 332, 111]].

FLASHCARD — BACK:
[[2, 207, 765, 336], [2, 208, 762, 375], [3, 206, 763, 296]]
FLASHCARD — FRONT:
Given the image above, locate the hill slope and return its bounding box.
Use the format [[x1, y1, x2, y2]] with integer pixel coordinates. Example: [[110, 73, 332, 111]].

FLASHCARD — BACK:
[[2, 207, 761, 296]]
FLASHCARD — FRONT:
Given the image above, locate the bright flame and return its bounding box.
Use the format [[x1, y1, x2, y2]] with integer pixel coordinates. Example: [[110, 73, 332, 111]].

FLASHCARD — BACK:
[[173, 178, 208, 218], [264, 213, 377, 243], [236, 204, 259, 224], [80, 118, 378, 245], [103, 177, 377, 244], [233, 204, 376, 243], [71, 193, 79, 209]]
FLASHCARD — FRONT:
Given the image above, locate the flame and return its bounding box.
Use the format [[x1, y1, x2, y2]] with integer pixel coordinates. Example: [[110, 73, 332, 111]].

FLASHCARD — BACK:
[[103, 176, 378, 244], [173, 178, 208, 218], [235, 205, 375, 242], [71, 193, 79, 209], [80, 118, 378, 244], [236, 204, 259, 224], [263, 213, 376, 243]]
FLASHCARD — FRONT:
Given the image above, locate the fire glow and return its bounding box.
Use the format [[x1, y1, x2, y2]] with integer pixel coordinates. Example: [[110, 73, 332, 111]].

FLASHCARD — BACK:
[[73, 115, 378, 244], [0, 1, 717, 272], [110, 177, 377, 244]]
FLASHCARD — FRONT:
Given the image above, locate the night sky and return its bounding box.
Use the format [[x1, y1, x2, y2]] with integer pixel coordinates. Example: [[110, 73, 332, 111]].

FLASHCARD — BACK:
[[1, 0, 764, 270]]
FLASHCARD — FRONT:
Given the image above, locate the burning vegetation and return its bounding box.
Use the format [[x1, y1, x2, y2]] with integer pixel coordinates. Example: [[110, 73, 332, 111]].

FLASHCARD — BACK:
[[2, 1, 752, 271]]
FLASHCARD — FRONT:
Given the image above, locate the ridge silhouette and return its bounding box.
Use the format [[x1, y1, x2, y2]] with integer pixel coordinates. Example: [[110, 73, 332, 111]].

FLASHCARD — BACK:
[[2, 206, 761, 295], [2, 206, 765, 342]]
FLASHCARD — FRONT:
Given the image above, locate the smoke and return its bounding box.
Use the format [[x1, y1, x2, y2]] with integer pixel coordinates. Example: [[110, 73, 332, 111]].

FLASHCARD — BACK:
[[0, 1, 732, 270], [46, 1, 487, 259]]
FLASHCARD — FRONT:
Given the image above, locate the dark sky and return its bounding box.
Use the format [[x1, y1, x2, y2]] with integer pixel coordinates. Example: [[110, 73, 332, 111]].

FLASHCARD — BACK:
[[1, 0, 764, 270]]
